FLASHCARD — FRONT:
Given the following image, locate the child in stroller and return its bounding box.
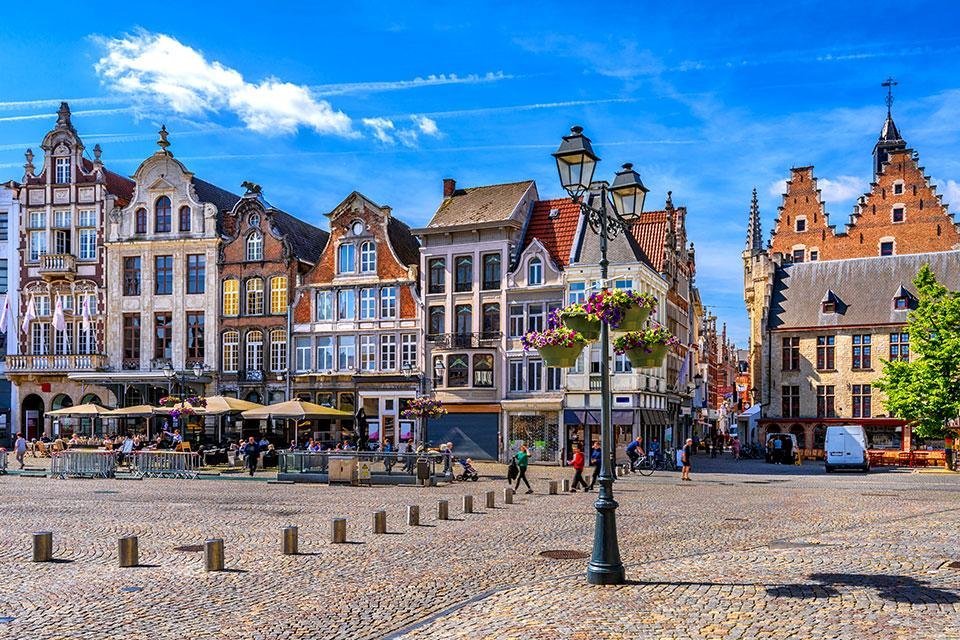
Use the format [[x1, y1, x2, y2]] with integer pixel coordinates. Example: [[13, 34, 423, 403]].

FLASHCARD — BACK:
[[456, 457, 479, 481]]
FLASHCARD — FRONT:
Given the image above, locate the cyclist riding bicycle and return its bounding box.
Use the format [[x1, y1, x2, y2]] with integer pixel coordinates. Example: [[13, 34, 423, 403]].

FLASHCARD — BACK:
[[626, 437, 642, 471]]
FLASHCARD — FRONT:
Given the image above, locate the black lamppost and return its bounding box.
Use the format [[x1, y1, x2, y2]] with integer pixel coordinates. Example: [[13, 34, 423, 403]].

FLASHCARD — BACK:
[[162, 361, 206, 397], [553, 125, 648, 586]]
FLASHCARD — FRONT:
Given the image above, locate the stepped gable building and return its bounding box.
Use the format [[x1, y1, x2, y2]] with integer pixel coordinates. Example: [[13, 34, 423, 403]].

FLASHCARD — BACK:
[[415, 178, 538, 460], [219, 182, 328, 425], [744, 97, 960, 455], [97, 127, 239, 418], [630, 191, 698, 443], [291, 191, 419, 447], [7, 103, 135, 438]]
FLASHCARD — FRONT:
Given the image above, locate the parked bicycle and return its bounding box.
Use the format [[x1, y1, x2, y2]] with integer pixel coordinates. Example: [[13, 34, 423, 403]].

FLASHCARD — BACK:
[[631, 453, 670, 476]]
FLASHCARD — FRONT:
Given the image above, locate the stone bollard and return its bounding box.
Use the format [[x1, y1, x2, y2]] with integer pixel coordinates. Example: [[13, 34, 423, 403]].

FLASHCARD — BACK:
[[282, 526, 298, 555], [549, 481, 558, 495], [485, 490, 495, 509], [331, 518, 347, 544], [373, 510, 387, 534], [562, 479, 571, 492], [463, 495, 474, 514], [437, 500, 449, 521], [32, 531, 53, 563], [118, 535, 139, 568], [504, 487, 514, 504], [407, 505, 420, 527], [204, 538, 224, 572]]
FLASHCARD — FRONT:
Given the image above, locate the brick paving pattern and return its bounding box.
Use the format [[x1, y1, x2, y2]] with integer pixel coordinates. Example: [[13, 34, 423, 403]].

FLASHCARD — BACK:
[[0, 457, 958, 639]]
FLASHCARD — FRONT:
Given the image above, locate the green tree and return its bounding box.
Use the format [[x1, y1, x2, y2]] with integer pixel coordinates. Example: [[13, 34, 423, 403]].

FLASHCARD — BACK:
[[875, 264, 960, 438]]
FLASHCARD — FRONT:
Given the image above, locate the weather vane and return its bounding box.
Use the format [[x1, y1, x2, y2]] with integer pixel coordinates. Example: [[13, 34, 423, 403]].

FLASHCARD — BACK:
[[881, 77, 897, 115]]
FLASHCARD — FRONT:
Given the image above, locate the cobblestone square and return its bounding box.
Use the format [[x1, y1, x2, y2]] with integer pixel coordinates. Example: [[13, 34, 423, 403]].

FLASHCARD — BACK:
[[1, 459, 958, 639]]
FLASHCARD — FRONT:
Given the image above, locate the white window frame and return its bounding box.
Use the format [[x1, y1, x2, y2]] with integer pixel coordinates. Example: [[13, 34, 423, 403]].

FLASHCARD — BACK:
[[55, 157, 71, 184], [528, 257, 543, 285], [78, 228, 96, 261], [380, 334, 397, 371], [338, 289, 355, 320], [315, 291, 333, 321], [509, 359, 524, 392], [380, 286, 397, 319], [360, 241, 376, 273], [246, 232, 264, 261], [317, 336, 334, 371], [294, 337, 311, 372], [338, 243, 356, 273], [337, 335, 356, 370], [359, 288, 376, 320], [269, 329, 287, 372], [400, 334, 416, 368], [359, 335, 376, 371], [245, 331, 264, 372], [222, 332, 240, 373]]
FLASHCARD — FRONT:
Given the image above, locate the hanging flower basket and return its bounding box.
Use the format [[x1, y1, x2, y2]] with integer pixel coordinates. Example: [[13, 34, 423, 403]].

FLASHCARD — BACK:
[[522, 326, 587, 368], [583, 289, 658, 331], [613, 325, 679, 369], [401, 397, 447, 419], [559, 306, 601, 341]]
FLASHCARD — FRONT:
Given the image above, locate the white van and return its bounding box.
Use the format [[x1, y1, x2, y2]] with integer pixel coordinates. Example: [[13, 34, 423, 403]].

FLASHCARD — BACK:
[[824, 425, 869, 472]]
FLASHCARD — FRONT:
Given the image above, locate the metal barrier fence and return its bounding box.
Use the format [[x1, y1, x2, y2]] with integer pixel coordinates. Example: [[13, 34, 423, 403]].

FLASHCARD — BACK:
[[50, 451, 117, 479], [0, 450, 7, 473], [129, 451, 200, 479], [279, 451, 445, 479]]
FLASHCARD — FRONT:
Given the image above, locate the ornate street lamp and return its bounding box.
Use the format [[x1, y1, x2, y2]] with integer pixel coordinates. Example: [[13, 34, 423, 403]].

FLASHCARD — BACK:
[[554, 124, 649, 586]]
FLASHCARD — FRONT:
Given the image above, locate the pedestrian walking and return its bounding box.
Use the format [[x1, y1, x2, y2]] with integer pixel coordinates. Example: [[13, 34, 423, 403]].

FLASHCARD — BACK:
[[731, 436, 741, 461], [568, 444, 589, 492], [681, 438, 693, 481], [14, 432, 27, 469], [588, 441, 601, 490], [242, 436, 259, 477], [513, 445, 533, 494]]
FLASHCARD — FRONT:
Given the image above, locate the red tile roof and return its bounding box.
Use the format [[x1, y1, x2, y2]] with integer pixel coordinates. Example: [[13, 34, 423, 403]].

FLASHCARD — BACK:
[[523, 198, 582, 268], [81, 158, 135, 206], [630, 210, 669, 272]]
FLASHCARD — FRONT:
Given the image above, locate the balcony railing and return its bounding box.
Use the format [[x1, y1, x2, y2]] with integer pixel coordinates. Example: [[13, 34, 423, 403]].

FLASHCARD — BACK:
[[5, 353, 106, 372], [38, 254, 77, 279], [427, 332, 502, 349]]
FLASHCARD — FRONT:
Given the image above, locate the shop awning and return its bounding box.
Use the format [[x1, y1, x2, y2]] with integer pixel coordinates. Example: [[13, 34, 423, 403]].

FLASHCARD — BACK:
[[565, 409, 631, 426], [612, 410, 634, 426], [641, 410, 670, 428]]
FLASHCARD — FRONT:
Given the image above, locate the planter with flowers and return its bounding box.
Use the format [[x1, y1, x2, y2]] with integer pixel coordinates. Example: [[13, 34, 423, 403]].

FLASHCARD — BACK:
[[580, 289, 657, 333], [522, 326, 588, 368], [613, 325, 680, 368], [160, 395, 207, 421], [401, 397, 447, 419], [557, 303, 601, 340]]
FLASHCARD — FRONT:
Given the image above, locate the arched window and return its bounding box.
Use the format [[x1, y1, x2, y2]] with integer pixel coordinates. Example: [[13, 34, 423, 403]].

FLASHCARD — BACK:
[[455, 256, 473, 292], [270, 328, 287, 372], [222, 279, 239, 316], [155, 196, 172, 233], [135, 208, 147, 235], [360, 241, 376, 272], [482, 303, 500, 338], [245, 330, 263, 372], [528, 257, 543, 285], [246, 278, 264, 315], [270, 276, 288, 314], [338, 244, 356, 273], [455, 304, 472, 338], [222, 331, 239, 373], [246, 232, 263, 261], [179, 205, 191, 232]]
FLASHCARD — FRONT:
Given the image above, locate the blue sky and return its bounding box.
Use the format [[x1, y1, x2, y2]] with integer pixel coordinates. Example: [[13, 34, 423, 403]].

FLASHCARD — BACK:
[[2, 0, 960, 345]]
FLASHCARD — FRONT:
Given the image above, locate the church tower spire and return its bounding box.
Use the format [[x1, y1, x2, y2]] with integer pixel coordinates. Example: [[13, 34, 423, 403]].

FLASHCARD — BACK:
[[745, 187, 762, 254], [874, 77, 906, 179]]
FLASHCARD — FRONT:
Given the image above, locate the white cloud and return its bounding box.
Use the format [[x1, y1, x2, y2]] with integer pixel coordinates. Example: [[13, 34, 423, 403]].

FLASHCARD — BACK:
[[817, 175, 867, 203], [414, 115, 439, 136], [934, 178, 960, 209], [93, 30, 353, 137], [767, 179, 787, 197], [312, 71, 512, 97], [362, 117, 396, 144]]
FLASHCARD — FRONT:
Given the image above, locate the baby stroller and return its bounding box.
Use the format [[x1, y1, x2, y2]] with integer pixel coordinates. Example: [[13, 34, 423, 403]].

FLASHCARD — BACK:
[[456, 457, 479, 482]]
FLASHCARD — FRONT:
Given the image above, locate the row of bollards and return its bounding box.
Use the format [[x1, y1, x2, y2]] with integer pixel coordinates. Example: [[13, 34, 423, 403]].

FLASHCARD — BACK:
[[30, 477, 568, 572]]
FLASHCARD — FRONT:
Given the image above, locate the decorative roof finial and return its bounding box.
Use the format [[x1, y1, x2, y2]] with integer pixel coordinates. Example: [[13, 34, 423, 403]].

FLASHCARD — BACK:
[[665, 190, 674, 209], [157, 125, 171, 153], [93, 144, 102, 164], [882, 77, 897, 117], [24, 148, 35, 176], [56, 101, 72, 127], [746, 187, 762, 254], [241, 181, 263, 196]]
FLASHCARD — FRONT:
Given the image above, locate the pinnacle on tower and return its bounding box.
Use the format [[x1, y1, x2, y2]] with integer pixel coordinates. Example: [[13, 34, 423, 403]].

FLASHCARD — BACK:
[[56, 101, 72, 128], [157, 125, 171, 153], [874, 78, 906, 178], [745, 188, 762, 254]]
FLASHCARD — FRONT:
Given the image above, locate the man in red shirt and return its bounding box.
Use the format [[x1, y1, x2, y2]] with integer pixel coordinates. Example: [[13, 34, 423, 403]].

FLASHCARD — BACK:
[[568, 444, 590, 492]]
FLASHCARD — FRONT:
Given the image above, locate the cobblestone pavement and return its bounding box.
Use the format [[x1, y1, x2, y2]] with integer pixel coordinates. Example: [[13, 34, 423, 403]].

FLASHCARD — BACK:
[[0, 456, 958, 639]]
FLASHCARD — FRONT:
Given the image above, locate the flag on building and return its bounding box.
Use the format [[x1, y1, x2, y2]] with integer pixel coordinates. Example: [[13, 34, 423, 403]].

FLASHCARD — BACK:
[[53, 296, 67, 332], [0, 294, 8, 334], [21, 295, 35, 334], [80, 293, 92, 334]]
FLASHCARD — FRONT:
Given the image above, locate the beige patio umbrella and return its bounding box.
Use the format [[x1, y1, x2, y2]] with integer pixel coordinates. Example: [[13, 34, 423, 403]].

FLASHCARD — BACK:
[[46, 403, 114, 416], [240, 399, 352, 420], [202, 396, 264, 415], [154, 402, 206, 415], [104, 405, 156, 417]]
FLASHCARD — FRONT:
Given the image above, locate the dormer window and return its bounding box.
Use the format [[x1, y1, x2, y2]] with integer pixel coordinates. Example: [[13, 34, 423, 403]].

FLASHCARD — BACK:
[[894, 297, 908, 310], [821, 289, 841, 314], [55, 157, 71, 184], [795, 217, 806, 232], [548, 207, 560, 219], [892, 206, 905, 223], [528, 257, 543, 285], [822, 301, 835, 314]]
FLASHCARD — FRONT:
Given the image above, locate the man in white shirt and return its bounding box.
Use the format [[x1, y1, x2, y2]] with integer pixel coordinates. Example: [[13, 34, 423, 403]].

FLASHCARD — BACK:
[[14, 432, 27, 469]]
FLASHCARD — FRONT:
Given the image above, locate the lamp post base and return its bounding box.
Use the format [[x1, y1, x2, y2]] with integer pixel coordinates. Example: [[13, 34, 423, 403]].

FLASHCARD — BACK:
[[587, 485, 626, 585]]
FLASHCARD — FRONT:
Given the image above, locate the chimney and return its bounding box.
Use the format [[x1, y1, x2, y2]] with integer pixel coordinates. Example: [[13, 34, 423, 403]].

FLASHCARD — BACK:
[[443, 178, 456, 198]]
